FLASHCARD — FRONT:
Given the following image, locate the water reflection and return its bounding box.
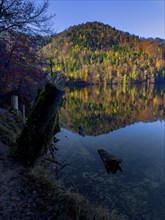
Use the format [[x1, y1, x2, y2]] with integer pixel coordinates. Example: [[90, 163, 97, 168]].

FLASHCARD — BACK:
[[56, 84, 165, 220], [60, 84, 165, 135], [55, 122, 165, 220]]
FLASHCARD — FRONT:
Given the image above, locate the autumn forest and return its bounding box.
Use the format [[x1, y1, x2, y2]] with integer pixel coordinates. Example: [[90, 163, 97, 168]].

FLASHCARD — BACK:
[[42, 22, 165, 85], [0, 19, 165, 107]]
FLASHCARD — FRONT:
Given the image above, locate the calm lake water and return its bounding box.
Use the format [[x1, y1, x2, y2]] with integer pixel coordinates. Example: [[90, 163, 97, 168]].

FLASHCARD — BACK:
[[54, 84, 165, 220]]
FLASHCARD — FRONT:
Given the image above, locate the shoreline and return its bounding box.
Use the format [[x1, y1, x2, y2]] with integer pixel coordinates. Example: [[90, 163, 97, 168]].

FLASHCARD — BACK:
[[0, 107, 111, 220]]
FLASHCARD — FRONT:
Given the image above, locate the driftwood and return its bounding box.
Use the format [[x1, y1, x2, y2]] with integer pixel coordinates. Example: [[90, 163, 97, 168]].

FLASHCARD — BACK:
[[16, 72, 65, 167], [98, 149, 122, 174]]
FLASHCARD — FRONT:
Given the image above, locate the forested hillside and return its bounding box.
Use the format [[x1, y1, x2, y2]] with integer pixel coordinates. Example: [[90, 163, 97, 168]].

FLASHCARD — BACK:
[[41, 22, 165, 84]]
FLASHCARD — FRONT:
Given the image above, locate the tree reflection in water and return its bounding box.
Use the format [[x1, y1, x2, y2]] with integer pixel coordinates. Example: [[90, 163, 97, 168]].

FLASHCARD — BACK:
[[60, 84, 165, 135]]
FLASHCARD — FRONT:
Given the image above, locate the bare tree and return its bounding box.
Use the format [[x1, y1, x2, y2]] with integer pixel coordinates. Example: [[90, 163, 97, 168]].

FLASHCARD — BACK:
[[0, 0, 55, 35]]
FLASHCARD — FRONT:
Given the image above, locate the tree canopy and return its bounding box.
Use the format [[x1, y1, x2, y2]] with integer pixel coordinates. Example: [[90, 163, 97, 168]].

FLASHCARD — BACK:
[[0, 0, 54, 103], [42, 22, 165, 85]]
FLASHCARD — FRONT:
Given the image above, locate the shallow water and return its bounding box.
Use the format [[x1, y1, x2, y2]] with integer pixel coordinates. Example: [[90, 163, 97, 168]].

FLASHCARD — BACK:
[[55, 84, 165, 219]]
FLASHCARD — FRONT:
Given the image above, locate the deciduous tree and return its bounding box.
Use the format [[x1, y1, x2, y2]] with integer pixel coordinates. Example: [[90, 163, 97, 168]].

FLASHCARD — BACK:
[[0, 0, 54, 99]]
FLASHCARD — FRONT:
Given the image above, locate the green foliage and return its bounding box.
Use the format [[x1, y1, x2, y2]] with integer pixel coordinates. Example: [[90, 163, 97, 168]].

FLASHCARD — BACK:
[[42, 22, 165, 84]]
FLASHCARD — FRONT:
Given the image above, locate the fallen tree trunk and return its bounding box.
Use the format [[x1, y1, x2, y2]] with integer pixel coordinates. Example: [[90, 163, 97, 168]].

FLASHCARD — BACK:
[[98, 148, 122, 174], [16, 72, 65, 167]]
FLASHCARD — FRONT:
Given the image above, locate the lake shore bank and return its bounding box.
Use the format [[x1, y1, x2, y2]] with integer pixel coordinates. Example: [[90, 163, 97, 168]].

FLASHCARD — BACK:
[[0, 107, 111, 220]]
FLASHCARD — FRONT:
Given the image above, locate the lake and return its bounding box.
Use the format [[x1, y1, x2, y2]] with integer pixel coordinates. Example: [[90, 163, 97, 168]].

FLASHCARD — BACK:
[[54, 84, 165, 220]]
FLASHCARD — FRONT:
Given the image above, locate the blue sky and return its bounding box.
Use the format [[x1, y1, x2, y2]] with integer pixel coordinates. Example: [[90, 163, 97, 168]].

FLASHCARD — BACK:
[[48, 0, 164, 39]]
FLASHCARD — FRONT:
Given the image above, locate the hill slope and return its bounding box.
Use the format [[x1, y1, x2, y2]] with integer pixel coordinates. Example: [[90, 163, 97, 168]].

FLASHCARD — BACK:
[[41, 22, 165, 84]]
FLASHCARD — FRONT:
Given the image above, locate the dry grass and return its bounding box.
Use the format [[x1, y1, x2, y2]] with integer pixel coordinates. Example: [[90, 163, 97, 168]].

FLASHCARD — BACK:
[[30, 164, 111, 220]]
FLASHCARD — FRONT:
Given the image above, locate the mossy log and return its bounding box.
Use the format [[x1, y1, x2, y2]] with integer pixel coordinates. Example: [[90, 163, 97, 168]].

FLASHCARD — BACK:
[[16, 72, 65, 167], [98, 148, 122, 174]]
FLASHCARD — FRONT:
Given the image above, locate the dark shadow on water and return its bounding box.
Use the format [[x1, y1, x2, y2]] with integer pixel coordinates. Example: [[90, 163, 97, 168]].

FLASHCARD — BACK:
[[98, 148, 123, 174]]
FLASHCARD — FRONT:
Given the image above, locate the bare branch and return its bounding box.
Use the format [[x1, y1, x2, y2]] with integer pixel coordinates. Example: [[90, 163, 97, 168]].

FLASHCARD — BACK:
[[0, 0, 55, 35]]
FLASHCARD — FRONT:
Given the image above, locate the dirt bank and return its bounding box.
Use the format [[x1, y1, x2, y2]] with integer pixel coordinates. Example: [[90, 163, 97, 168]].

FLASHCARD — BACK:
[[0, 108, 110, 220]]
